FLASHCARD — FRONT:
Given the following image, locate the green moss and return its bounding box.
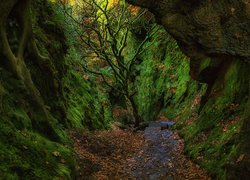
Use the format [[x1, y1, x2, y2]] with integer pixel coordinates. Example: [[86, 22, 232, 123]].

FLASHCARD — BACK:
[[134, 25, 200, 121], [178, 59, 248, 178], [63, 47, 112, 129], [0, 128, 75, 179], [131, 21, 249, 178], [0, 1, 112, 178], [198, 58, 211, 74], [0, 67, 75, 179]]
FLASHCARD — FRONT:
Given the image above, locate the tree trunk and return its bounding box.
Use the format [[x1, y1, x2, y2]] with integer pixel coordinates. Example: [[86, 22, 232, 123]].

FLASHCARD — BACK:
[[0, 0, 60, 140], [127, 96, 141, 128]]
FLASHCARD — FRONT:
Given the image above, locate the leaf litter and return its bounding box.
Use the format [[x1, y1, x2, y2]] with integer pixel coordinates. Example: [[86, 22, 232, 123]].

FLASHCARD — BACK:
[[69, 122, 210, 179]]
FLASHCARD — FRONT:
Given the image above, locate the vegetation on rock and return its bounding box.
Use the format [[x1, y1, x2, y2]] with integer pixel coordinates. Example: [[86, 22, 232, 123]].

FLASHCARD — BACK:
[[0, 0, 249, 179]]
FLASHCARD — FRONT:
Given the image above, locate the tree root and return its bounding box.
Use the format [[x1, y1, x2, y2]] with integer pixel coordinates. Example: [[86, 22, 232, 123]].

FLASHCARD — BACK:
[[0, 0, 60, 141]]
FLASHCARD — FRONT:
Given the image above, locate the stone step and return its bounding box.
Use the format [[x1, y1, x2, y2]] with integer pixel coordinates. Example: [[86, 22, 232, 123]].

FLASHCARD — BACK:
[[148, 121, 175, 130]]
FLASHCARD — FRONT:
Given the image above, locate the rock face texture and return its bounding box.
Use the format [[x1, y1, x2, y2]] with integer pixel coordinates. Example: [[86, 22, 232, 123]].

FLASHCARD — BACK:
[[127, 0, 250, 60], [127, 0, 250, 90], [127, 0, 250, 178]]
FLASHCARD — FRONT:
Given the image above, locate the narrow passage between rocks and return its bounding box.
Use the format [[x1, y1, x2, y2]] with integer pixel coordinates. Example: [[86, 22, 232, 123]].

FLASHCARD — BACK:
[[70, 122, 210, 179]]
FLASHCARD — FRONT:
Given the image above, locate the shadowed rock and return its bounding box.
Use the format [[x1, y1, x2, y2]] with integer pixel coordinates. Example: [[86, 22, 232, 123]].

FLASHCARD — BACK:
[[126, 0, 250, 60]]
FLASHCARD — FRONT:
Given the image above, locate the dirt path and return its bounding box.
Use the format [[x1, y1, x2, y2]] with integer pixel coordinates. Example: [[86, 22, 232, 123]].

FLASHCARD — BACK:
[[126, 122, 209, 179], [70, 122, 210, 179]]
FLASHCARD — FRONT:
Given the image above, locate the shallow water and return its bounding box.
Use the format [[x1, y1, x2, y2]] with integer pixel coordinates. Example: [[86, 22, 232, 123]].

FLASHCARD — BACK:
[[127, 122, 176, 179]]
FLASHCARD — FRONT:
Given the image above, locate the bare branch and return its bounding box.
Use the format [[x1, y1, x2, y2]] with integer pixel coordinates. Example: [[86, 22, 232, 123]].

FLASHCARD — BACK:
[[83, 65, 126, 95]]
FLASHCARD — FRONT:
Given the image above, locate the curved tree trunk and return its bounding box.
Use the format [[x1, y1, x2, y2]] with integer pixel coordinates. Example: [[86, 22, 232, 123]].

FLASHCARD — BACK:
[[0, 0, 59, 140]]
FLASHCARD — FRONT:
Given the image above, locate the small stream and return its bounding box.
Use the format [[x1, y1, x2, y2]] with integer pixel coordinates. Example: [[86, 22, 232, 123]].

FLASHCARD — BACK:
[[127, 122, 177, 179]]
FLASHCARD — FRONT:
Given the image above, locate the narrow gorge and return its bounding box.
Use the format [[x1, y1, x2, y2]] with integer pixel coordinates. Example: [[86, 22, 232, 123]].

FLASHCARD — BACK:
[[0, 0, 249, 179]]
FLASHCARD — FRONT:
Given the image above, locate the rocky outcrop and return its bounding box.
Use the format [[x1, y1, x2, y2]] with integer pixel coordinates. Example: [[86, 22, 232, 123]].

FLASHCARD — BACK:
[[127, 0, 250, 60], [126, 0, 250, 98], [127, 0, 250, 178]]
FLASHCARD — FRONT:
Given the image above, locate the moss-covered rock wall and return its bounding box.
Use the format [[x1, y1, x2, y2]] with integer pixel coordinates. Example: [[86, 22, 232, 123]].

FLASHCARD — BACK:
[[126, 0, 250, 178], [131, 21, 249, 178], [0, 0, 112, 178]]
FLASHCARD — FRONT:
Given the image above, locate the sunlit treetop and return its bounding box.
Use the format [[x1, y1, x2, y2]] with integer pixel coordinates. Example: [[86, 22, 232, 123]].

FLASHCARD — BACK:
[[51, 0, 139, 14], [50, 0, 75, 5], [50, 0, 120, 6]]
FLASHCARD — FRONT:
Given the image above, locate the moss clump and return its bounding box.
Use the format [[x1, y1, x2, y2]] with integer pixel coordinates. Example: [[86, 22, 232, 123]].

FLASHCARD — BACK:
[[134, 25, 201, 121], [63, 47, 113, 130], [178, 59, 249, 178], [0, 129, 75, 179], [0, 68, 75, 179]]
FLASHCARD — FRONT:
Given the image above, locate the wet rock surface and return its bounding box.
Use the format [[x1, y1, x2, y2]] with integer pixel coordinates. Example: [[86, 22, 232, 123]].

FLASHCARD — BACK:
[[127, 122, 209, 179]]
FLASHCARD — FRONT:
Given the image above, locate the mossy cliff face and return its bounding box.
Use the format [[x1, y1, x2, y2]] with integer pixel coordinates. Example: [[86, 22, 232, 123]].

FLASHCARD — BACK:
[[126, 1, 250, 178], [134, 26, 249, 179], [0, 0, 111, 178], [0, 7, 75, 176], [133, 26, 196, 122]]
